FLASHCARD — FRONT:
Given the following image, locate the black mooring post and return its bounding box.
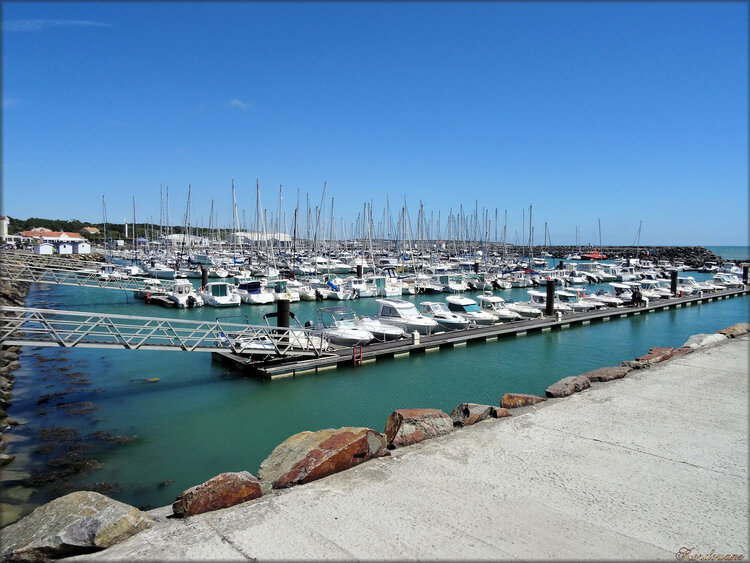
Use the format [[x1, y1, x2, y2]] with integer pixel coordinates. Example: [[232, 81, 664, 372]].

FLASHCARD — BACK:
[[357, 264, 363, 278], [743, 264, 749, 286], [201, 267, 209, 287], [277, 298, 290, 345], [545, 279, 555, 316], [670, 270, 678, 296], [473, 261, 480, 274], [277, 299, 290, 328]]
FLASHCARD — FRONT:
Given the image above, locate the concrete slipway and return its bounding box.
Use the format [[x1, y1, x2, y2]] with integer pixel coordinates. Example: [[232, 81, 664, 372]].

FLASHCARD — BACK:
[[72, 336, 749, 561]]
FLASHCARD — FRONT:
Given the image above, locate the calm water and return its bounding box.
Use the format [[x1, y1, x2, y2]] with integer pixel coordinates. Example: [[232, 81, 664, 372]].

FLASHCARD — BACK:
[[4, 270, 749, 518], [706, 246, 750, 260]]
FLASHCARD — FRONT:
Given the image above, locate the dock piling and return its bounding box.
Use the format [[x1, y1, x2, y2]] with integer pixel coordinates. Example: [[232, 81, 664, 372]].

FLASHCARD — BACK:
[[545, 280, 555, 316], [670, 270, 678, 296]]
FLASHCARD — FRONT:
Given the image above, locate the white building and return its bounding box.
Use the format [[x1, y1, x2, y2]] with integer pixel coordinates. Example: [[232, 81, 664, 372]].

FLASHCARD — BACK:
[[227, 231, 292, 245], [72, 241, 91, 254], [0, 216, 9, 240], [33, 242, 54, 255], [57, 242, 73, 255]]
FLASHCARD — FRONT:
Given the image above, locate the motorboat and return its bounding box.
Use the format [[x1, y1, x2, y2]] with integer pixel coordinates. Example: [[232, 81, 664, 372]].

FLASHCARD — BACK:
[[356, 317, 406, 341], [313, 307, 374, 347], [586, 288, 624, 308], [476, 293, 523, 321], [323, 278, 356, 300], [199, 281, 241, 307], [554, 289, 598, 312], [133, 279, 166, 300], [262, 311, 330, 352], [167, 280, 204, 308], [267, 279, 301, 302], [445, 295, 497, 325], [344, 277, 375, 298], [419, 301, 473, 331], [526, 290, 573, 313], [313, 256, 352, 275], [235, 280, 275, 305], [712, 273, 744, 289], [504, 299, 544, 318], [374, 298, 438, 335]]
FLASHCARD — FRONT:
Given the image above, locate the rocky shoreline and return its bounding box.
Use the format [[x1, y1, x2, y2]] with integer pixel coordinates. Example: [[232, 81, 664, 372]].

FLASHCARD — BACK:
[[485, 244, 745, 265], [1, 254, 114, 526], [2, 321, 747, 561]]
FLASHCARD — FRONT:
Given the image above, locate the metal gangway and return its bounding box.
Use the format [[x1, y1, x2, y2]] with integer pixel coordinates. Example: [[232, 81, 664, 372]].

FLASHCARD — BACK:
[[0, 306, 330, 358], [0, 260, 179, 293], [1, 251, 112, 271]]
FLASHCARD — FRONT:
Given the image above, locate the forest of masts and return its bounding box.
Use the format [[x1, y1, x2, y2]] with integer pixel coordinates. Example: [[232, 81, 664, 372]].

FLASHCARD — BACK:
[[104, 181, 569, 256]]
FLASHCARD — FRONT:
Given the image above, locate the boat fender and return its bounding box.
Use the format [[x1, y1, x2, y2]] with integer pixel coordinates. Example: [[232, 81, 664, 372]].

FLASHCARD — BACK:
[[146, 292, 151, 303]]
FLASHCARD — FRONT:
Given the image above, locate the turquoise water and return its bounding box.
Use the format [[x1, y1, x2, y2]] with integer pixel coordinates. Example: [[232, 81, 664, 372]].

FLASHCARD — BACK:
[[705, 246, 749, 260], [5, 272, 749, 516]]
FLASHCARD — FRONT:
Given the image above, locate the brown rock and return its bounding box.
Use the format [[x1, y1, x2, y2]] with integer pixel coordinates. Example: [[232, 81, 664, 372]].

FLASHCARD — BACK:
[[545, 375, 591, 398], [581, 366, 631, 382], [172, 471, 267, 517], [450, 403, 493, 427], [490, 406, 511, 419], [636, 347, 674, 364], [500, 393, 547, 409], [672, 346, 694, 357], [258, 427, 389, 488], [718, 323, 750, 338], [384, 408, 454, 449]]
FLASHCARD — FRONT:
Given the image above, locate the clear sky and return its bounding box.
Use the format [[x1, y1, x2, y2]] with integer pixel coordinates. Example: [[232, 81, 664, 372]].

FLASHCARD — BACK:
[[2, 1, 748, 246]]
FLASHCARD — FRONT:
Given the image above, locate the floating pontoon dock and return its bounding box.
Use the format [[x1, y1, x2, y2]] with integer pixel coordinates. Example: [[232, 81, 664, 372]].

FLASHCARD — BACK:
[[213, 286, 750, 379]]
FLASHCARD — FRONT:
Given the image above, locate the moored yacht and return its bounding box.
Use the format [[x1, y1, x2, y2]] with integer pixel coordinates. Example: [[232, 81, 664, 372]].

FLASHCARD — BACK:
[[419, 301, 473, 331], [374, 298, 438, 335], [445, 295, 497, 325], [199, 281, 241, 307]]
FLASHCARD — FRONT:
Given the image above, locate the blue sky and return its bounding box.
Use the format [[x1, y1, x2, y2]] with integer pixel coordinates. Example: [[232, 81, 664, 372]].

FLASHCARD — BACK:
[[2, 2, 747, 245]]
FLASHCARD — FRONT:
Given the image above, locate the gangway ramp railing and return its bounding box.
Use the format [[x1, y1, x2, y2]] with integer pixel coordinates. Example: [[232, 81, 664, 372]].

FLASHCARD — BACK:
[[0, 261, 178, 293], [1, 251, 110, 271], [0, 307, 330, 358]]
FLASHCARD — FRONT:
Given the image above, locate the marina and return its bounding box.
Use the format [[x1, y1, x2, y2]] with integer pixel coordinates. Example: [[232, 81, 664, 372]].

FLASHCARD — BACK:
[[2, 247, 749, 521]]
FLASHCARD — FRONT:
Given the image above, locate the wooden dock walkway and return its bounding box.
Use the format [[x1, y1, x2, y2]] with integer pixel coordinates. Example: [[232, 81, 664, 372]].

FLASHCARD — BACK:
[[212, 286, 750, 379]]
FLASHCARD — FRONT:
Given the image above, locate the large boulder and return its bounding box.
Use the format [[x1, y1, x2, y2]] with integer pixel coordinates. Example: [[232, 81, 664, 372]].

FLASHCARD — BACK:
[[580, 366, 631, 382], [545, 375, 591, 398], [718, 323, 750, 338], [682, 333, 728, 350], [384, 409, 453, 449], [450, 403, 493, 427], [258, 427, 389, 489], [500, 393, 547, 409], [172, 471, 268, 517], [0, 491, 155, 561]]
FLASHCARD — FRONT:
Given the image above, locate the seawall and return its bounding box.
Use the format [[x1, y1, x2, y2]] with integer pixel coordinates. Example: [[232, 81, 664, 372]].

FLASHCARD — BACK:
[[55, 330, 748, 561]]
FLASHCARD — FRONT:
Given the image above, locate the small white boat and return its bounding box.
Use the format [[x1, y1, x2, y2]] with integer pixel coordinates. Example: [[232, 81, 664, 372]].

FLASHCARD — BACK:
[[375, 298, 438, 335], [526, 290, 572, 313], [314, 307, 374, 347], [133, 279, 166, 300], [167, 280, 204, 308], [445, 295, 496, 325], [235, 280, 275, 305], [554, 289, 598, 312], [476, 293, 522, 321], [419, 301, 472, 331], [200, 282, 241, 307], [356, 317, 406, 341]]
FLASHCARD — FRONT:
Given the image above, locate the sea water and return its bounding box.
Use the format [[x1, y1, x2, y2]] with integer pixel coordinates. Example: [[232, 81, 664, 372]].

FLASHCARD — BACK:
[[705, 246, 750, 261], [3, 270, 749, 518]]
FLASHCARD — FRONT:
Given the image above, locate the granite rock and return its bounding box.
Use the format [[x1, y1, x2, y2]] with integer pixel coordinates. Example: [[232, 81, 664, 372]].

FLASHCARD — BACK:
[[258, 427, 389, 488], [500, 393, 547, 409], [0, 491, 155, 561], [384, 408, 454, 449], [172, 471, 268, 517]]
